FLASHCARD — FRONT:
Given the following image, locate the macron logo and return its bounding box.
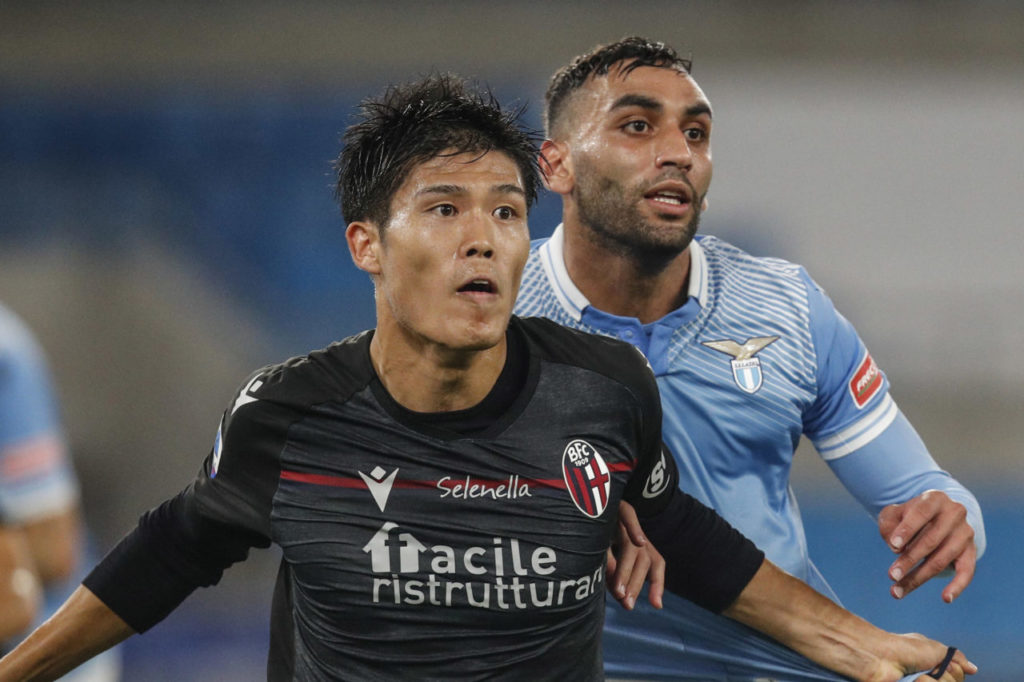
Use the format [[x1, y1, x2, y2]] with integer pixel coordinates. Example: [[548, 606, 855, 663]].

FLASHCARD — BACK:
[[359, 466, 399, 512], [231, 375, 264, 415]]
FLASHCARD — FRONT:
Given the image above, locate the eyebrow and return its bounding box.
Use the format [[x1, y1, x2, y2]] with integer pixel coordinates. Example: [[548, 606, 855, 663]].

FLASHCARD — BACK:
[[610, 94, 713, 121], [415, 183, 525, 198], [610, 94, 662, 113]]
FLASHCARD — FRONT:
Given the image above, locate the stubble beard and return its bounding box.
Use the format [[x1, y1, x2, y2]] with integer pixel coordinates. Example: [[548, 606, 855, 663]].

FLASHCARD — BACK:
[[574, 168, 701, 273]]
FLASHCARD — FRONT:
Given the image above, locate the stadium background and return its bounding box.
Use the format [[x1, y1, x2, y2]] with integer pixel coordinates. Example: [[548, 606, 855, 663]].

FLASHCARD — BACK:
[[1, 2, 1021, 678]]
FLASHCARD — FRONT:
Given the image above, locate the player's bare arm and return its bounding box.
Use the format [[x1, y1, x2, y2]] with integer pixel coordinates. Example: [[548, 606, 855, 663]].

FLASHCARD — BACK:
[[724, 559, 977, 682], [0, 527, 40, 640], [17, 508, 80, 585], [0, 585, 133, 682]]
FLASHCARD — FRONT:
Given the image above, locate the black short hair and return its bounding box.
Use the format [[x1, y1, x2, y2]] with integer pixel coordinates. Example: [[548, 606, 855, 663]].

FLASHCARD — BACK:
[[545, 37, 692, 137], [335, 73, 541, 228]]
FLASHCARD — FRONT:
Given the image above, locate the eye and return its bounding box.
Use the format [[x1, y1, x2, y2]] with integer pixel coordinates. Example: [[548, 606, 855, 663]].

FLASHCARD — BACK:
[[684, 127, 707, 142], [431, 203, 457, 217], [493, 205, 518, 220], [622, 120, 650, 134]]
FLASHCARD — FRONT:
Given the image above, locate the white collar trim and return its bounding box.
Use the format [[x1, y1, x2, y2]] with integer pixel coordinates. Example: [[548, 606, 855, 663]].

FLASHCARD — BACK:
[[538, 224, 708, 321]]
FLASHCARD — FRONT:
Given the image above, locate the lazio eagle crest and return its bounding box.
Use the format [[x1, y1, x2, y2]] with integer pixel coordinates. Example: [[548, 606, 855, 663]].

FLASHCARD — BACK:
[[701, 336, 779, 393]]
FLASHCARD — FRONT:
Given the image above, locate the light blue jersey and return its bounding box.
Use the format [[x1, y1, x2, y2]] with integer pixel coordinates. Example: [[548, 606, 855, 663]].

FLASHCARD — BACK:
[[0, 304, 120, 681], [0, 304, 78, 524], [515, 227, 985, 681]]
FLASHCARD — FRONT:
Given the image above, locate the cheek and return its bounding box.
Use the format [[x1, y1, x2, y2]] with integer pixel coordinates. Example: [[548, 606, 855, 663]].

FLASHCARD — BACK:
[[378, 240, 440, 304], [697, 150, 712, 179], [499, 225, 530, 261]]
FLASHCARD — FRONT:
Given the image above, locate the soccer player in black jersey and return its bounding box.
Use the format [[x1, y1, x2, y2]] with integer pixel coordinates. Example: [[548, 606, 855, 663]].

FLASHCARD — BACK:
[[0, 75, 973, 682]]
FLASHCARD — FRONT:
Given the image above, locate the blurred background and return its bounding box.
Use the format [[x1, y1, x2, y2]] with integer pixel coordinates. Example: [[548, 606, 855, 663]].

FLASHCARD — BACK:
[[1, 1, 1021, 678]]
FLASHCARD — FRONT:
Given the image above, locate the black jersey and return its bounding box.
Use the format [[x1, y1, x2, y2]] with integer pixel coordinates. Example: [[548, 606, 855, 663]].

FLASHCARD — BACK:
[[85, 316, 763, 681]]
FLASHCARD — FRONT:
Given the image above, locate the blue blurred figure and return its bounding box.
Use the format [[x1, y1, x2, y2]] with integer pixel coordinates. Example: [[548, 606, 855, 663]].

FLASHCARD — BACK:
[[0, 302, 120, 681]]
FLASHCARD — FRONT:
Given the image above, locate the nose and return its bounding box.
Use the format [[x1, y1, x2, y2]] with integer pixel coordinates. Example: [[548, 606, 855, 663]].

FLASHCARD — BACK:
[[655, 128, 693, 170], [460, 213, 495, 259]]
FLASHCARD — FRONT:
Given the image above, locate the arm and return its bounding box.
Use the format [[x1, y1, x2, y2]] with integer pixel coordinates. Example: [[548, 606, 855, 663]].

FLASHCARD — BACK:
[[0, 526, 40, 640], [0, 585, 133, 682], [636, 487, 975, 681], [0, 486, 260, 680], [801, 270, 984, 602], [724, 559, 976, 682], [824, 410, 984, 602], [18, 508, 81, 585]]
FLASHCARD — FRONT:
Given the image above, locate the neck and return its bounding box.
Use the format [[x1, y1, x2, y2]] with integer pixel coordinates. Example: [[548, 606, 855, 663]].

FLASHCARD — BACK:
[[370, 321, 507, 413], [561, 218, 692, 324]]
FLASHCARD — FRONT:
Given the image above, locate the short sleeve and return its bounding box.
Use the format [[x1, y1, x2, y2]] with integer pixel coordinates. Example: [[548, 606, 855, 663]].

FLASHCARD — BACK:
[[621, 348, 678, 516], [800, 269, 891, 445], [0, 311, 79, 522]]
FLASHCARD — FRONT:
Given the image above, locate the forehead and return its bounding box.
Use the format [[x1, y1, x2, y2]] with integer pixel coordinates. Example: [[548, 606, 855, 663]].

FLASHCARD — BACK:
[[573, 64, 710, 119], [396, 150, 524, 196]]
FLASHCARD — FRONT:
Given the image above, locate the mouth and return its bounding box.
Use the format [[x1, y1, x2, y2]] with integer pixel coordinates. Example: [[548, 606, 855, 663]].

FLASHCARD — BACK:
[[643, 181, 693, 212], [457, 278, 498, 296]]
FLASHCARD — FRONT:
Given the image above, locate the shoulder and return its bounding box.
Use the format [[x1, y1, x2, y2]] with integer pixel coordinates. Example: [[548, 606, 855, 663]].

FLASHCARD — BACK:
[[234, 330, 375, 412], [0, 305, 41, 366], [697, 235, 824, 321], [513, 316, 655, 398], [698, 235, 809, 283]]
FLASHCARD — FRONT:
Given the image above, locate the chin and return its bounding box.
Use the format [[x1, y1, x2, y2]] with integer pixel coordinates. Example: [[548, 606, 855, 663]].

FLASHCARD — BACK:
[[450, 320, 508, 352], [460, 332, 505, 352]]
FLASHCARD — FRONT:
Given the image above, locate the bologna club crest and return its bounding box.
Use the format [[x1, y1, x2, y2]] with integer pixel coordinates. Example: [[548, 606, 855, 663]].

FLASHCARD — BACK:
[[701, 335, 780, 394], [562, 439, 611, 518]]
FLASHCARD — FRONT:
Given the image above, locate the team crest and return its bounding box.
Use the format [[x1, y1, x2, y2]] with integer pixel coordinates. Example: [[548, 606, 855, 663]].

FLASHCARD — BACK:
[[702, 336, 780, 394], [562, 439, 611, 518]]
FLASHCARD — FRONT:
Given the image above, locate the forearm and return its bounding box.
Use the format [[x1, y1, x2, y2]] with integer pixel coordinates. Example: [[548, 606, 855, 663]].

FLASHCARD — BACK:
[[726, 560, 887, 675], [638, 487, 764, 613], [20, 508, 81, 584], [0, 528, 40, 640], [0, 585, 133, 682], [827, 409, 986, 557]]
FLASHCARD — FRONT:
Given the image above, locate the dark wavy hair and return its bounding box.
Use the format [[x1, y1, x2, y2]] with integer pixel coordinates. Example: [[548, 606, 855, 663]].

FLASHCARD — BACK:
[[545, 37, 692, 137], [335, 73, 542, 229]]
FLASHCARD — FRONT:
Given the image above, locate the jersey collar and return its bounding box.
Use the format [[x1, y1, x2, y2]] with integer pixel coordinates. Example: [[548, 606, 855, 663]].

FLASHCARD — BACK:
[[538, 223, 709, 323]]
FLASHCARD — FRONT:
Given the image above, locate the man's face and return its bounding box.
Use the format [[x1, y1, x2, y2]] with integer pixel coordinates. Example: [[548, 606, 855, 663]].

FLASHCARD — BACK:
[[556, 64, 713, 260], [363, 150, 530, 353]]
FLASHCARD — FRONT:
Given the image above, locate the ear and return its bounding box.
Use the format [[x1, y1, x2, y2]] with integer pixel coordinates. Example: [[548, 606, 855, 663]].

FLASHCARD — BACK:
[[701, 195, 709, 212], [346, 221, 382, 275], [539, 140, 574, 196]]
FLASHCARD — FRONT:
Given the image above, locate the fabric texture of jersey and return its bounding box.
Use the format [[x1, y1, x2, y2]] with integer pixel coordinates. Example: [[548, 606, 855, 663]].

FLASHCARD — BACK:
[[88, 316, 764, 681], [0, 304, 120, 680], [0, 304, 78, 523], [515, 226, 984, 681]]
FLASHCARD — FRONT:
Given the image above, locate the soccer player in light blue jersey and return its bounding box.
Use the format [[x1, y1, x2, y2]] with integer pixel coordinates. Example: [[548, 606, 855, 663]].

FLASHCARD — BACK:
[[515, 37, 985, 681], [0, 303, 121, 681]]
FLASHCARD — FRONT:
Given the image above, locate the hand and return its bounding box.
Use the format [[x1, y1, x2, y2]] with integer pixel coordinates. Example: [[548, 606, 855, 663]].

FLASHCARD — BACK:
[[606, 501, 664, 610], [878, 490, 976, 602], [867, 634, 976, 682]]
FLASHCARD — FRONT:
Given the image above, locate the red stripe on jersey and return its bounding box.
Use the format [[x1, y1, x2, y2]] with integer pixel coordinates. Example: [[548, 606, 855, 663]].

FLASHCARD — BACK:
[[0, 435, 66, 479], [280, 460, 634, 490], [280, 470, 363, 488]]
